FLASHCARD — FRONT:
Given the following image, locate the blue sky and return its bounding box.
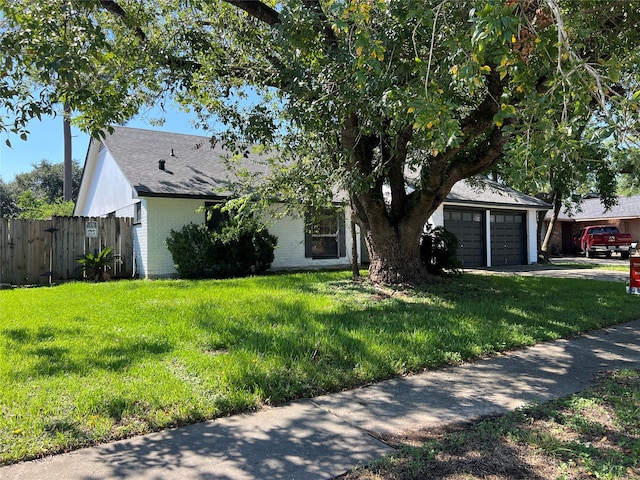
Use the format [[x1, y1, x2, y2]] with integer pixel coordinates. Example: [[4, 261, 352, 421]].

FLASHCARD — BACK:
[[0, 105, 208, 182]]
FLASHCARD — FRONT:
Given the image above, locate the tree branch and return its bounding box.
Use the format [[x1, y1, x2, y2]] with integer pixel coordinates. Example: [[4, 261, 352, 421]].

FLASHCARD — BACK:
[[99, 0, 203, 75], [301, 0, 338, 44], [416, 68, 504, 193], [448, 127, 508, 181], [404, 69, 507, 228], [98, 0, 145, 40], [224, 1, 280, 25], [388, 126, 413, 222], [407, 126, 508, 231], [225, 0, 337, 45]]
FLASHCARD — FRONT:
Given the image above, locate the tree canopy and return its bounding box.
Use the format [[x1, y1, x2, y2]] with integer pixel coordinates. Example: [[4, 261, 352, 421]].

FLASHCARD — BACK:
[[1, 0, 640, 283], [0, 159, 81, 219]]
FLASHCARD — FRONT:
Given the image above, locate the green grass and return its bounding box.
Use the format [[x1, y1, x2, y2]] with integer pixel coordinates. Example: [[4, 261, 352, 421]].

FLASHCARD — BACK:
[[1, 271, 639, 465], [344, 369, 640, 479], [553, 261, 630, 272]]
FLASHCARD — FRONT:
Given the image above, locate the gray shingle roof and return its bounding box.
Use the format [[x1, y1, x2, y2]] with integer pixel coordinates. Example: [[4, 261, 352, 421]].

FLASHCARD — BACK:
[[102, 126, 268, 198], [102, 126, 549, 210], [551, 195, 640, 221], [446, 178, 550, 209]]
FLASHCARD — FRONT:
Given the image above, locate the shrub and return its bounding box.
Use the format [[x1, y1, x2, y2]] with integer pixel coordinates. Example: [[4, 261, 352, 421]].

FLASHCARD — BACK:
[[420, 225, 462, 275], [166, 218, 277, 279], [77, 247, 116, 282], [165, 223, 214, 279]]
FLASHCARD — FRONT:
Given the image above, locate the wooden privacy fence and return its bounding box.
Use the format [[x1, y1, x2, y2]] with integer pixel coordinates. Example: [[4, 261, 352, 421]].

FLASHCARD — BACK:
[[0, 216, 133, 286]]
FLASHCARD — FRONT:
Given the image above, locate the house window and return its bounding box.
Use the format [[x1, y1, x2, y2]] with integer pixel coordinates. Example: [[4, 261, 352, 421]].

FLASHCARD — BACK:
[[305, 208, 346, 259], [205, 202, 228, 231], [133, 202, 142, 224]]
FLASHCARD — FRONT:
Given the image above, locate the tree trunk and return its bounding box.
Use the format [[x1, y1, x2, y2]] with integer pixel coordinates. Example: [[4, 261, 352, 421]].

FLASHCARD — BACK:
[[364, 229, 428, 285], [350, 215, 360, 278], [340, 85, 505, 285], [539, 191, 562, 263], [359, 204, 431, 285]]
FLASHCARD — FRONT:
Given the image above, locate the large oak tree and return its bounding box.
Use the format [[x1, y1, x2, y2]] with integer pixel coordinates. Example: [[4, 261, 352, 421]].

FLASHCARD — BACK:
[[1, 0, 639, 284]]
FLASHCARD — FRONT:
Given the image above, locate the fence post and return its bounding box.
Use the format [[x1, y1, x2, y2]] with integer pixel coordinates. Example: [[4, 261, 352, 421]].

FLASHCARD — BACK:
[[0, 218, 8, 285]]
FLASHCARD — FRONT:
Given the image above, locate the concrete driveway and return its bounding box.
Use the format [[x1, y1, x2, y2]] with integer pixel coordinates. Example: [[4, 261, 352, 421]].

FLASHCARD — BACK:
[[466, 256, 630, 283]]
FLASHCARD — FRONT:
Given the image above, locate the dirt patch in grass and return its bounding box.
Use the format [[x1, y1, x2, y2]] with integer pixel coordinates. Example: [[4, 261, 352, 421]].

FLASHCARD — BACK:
[[340, 370, 640, 480]]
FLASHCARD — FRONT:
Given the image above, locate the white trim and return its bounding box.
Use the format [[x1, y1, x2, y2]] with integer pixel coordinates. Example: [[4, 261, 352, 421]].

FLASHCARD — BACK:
[[485, 209, 492, 268]]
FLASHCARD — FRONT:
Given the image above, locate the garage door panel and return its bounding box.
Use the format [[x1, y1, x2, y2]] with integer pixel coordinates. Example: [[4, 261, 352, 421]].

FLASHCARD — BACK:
[[444, 208, 485, 268], [490, 211, 525, 265]]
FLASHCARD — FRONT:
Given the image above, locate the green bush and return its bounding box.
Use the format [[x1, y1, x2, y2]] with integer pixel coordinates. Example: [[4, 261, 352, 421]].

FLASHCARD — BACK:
[[166, 219, 277, 279], [77, 247, 116, 282], [420, 225, 462, 275], [165, 223, 214, 279]]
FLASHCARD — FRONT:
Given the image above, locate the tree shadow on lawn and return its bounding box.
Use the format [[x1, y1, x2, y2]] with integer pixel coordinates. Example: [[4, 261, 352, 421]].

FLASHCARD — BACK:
[[11, 324, 639, 479], [189, 275, 616, 404], [2, 324, 173, 379], [1, 274, 639, 468], [3, 273, 631, 388]]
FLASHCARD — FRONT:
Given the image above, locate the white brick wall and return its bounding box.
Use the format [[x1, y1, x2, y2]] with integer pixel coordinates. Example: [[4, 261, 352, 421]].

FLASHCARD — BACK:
[[429, 205, 445, 228], [132, 199, 357, 278], [115, 204, 134, 218], [266, 207, 357, 270], [526, 209, 538, 264], [123, 196, 537, 278], [144, 197, 205, 278]]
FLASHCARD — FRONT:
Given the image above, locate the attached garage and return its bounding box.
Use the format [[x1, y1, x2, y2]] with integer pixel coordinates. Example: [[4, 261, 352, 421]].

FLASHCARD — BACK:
[[443, 208, 526, 268], [373, 178, 549, 268], [434, 180, 549, 268]]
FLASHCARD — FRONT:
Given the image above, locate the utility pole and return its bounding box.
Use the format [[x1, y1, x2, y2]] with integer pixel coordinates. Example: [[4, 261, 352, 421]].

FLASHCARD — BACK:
[[63, 102, 72, 202]]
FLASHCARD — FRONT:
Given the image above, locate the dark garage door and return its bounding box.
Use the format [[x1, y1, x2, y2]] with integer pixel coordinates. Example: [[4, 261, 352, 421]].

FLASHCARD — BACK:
[[490, 211, 525, 266], [443, 208, 485, 267]]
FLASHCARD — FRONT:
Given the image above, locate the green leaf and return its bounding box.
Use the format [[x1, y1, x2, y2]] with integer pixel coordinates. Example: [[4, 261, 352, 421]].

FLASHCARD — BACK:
[[608, 66, 620, 83]]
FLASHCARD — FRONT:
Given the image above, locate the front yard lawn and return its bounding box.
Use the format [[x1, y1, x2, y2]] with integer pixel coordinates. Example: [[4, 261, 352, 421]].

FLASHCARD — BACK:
[[1, 271, 639, 465]]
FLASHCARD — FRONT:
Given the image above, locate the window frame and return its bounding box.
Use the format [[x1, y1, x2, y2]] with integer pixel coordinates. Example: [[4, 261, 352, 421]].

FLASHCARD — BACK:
[[304, 208, 346, 259], [133, 202, 142, 225]]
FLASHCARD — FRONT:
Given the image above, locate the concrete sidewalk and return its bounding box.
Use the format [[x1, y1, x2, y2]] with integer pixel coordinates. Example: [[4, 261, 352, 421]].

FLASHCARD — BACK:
[[2, 320, 640, 480]]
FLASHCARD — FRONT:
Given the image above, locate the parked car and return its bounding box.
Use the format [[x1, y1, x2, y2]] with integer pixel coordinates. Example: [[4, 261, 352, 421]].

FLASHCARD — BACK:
[[573, 225, 633, 259]]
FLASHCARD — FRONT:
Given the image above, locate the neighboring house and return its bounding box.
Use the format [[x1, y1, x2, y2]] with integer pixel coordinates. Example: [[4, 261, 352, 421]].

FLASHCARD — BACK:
[[74, 126, 548, 278], [542, 195, 640, 255]]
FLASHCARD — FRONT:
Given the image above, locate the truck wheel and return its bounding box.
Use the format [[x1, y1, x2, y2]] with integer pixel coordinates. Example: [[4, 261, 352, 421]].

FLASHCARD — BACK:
[[621, 252, 630, 260]]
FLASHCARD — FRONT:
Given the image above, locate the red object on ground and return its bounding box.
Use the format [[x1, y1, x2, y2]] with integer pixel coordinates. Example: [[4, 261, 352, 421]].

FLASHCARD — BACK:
[[630, 257, 640, 289]]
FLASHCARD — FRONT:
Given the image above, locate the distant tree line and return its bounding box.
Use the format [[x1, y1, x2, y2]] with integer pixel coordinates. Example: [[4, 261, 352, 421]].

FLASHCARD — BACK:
[[0, 159, 82, 219]]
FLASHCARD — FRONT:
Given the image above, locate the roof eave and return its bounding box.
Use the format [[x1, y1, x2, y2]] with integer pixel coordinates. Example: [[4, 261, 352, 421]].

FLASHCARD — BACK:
[[444, 199, 550, 210], [135, 190, 229, 201]]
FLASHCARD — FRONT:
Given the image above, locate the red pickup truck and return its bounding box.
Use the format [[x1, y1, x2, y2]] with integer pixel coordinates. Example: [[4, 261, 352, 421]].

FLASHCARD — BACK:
[[573, 225, 633, 259]]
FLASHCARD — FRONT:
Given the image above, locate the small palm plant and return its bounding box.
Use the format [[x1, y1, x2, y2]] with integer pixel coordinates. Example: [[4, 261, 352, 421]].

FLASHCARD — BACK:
[[77, 247, 115, 282]]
